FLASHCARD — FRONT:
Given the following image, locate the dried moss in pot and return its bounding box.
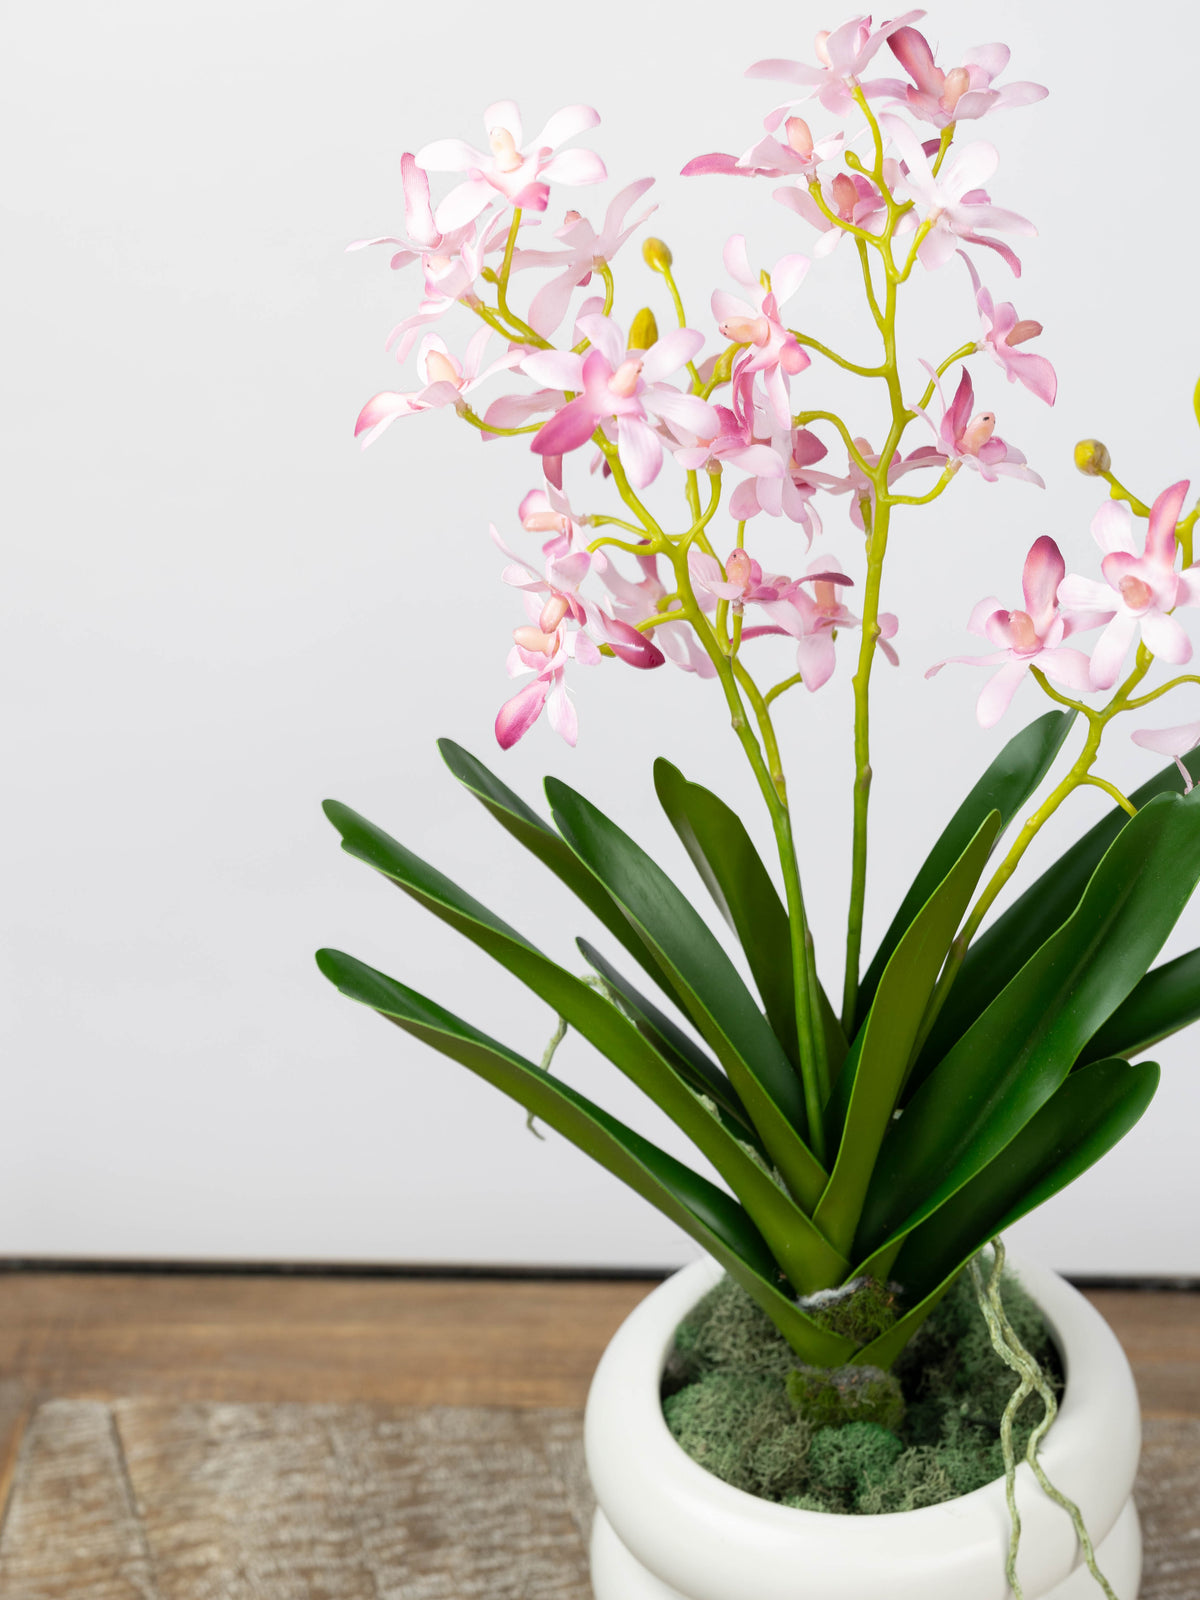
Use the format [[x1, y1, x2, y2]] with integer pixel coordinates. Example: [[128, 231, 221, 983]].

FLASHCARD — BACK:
[[661, 1268, 1063, 1515]]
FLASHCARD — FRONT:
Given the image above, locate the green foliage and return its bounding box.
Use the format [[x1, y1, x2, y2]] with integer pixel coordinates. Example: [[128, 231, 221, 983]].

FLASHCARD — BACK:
[[320, 736, 1199, 1370]]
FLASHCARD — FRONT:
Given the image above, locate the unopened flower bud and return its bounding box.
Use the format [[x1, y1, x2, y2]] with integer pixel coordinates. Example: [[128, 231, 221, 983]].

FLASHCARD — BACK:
[[1074, 438, 1112, 476], [628, 307, 659, 350], [642, 237, 673, 273], [709, 346, 737, 386]]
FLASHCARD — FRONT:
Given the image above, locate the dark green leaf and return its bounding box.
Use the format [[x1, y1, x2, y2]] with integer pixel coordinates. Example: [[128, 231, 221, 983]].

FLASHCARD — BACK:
[[814, 812, 1001, 1258], [1078, 948, 1200, 1066], [915, 746, 1200, 1079], [315, 947, 856, 1364], [545, 777, 827, 1212], [855, 790, 1200, 1260], [856, 711, 1076, 1029], [437, 740, 675, 996], [654, 759, 846, 1070], [321, 802, 846, 1290], [856, 1057, 1160, 1369]]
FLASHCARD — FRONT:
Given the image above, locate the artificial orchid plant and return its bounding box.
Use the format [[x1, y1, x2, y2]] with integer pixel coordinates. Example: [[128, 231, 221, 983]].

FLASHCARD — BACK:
[[320, 12, 1200, 1372]]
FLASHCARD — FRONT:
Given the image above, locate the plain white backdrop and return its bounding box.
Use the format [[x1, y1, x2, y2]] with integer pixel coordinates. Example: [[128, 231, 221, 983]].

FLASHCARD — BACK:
[[3, 1, 1199, 1274]]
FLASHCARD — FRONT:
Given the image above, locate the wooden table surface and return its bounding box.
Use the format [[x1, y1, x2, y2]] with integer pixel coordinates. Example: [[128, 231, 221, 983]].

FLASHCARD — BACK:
[[0, 1271, 1195, 1597]]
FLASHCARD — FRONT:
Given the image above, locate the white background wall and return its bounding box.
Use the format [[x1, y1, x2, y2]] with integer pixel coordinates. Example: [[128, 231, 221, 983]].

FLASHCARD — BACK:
[[3, 0, 1198, 1275]]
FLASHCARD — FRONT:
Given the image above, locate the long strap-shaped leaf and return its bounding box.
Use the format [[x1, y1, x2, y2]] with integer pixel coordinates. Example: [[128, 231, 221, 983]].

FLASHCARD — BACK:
[[438, 740, 676, 997], [653, 759, 846, 1072], [916, 746, 1200, 1075], [576, 937, 752, 1135], [545, 777, 828, 1212], [316, 948, 856, 1365], [855, 1056, 1159, 1369], [813, 812, 1001, 1258], [855, 710, 1076, 1029], [1077, 947, 1200, 1066], [855, 789, 1200, 1261], [322, 801, 847, 1289]]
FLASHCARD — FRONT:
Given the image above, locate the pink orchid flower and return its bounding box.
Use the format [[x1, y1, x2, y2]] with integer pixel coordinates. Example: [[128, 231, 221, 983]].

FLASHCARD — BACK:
[[510, 179, 657, 338], [881, 115, 1036, 276], [379, 212, 512, 365], [1058, 480, 1199, 689], [522, 314, 718, 489], [347, 153, 472, 271], [774, 168, 902, 257], [687, 549, 789, 611], [927, 536, 1093, 727], [670, 402, 786, 484], [727, 423, 829, 545], [748, 12, 928, 117], [417, 102, 607, 233], [600, 551, 716, 679], [961, 254, 1056, 405], [354, 330, 525, 447], [517, 482, 592, 561], [910, 366, 1044, 486], [752, 559, 891, 690], [682, 117, 844, 182], [885, 28, 1048, 127], [1131, 721, 1200, 793], [714, 236, 811, 428]]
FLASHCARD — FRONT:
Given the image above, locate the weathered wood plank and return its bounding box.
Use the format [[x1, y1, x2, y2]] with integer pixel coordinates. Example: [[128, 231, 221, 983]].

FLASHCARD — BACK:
[[0, 1400, 1194, 1599]]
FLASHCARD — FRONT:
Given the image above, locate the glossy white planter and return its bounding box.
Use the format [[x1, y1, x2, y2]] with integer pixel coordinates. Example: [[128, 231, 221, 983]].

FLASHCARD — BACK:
[[586, 1255, 1142, 1600]]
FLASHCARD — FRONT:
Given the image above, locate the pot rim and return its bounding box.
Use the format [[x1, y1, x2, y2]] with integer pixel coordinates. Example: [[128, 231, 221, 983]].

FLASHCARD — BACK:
[[585, 1251, 1141, 1600]]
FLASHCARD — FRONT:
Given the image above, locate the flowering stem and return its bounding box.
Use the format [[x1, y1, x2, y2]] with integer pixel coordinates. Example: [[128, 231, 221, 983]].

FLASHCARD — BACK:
[[598, 261, 615, 317], [657, 259, 704, 390], [890, 465, 958, 507], [1123, 673, 1200, 710], [915, 647, 1156, 1050], [1100, 469, 1151, 519], [1029, 665, 1089, 713], [458, 406, 542, 437], [794, 410, 872, 474], [1080, 774, 1137, 818], [791, 329, 885, 378], [912, 342, 981, 413], [764, 670, 806, 706]]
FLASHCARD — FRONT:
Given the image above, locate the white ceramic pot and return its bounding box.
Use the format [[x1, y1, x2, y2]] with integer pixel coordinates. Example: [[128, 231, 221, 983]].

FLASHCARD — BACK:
[[585, 1255, 1142, 1600]]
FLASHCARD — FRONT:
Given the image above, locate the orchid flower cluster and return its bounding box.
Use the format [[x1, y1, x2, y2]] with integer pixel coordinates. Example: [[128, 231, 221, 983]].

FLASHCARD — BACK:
[[326, 15, 1200, 1381]]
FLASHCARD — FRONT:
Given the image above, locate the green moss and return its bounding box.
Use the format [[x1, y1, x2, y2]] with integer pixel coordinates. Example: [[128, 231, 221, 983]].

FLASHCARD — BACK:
[[785, 1363, 906, 1432], [797, 1276, 901, 1344], [662, 1266, 1062, 1513]]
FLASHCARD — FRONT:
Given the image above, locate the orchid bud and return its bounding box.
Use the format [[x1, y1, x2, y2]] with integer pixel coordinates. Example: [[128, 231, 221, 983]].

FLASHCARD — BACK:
[[1074, 438, 1112, 476], [604, 617, 666, 669], [709, 346, 737, 387], [629, 307, 659, 350], [642, 237, 673, 274]]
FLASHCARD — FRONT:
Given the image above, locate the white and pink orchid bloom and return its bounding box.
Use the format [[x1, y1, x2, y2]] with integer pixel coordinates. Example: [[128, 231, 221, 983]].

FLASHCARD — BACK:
[[670, 403, 786, 486], [347, 153, 472, 271], [882, 115, 1036, 276], [1131, 721, 1200, 793], [417, 102, 607, 233], [522, 314, 718, 489], [381, 211, 512, 365], [910, 366, 1044, 486], [517, 482, 591, 561], [600, 551, 717, 679], [511, 179, 657, 338], [354, 330, 525, 447], [1058, 481, 1199, 690], [727, 425, 829, 545], [961, 254, 1056, 405], [715, 237, 811, 427], [682, 118, 844, 181], [774, 169, 901, 257], [749, 12, 928, 117], [927, 536, 1093, 727], [885, 28, 1048, 127], [753, 559, 888, 691], [687, 548, 789, 612]]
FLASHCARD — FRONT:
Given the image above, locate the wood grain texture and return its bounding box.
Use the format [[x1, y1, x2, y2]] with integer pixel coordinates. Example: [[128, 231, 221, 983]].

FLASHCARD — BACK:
[[0, 1399, 1195, 1600]]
